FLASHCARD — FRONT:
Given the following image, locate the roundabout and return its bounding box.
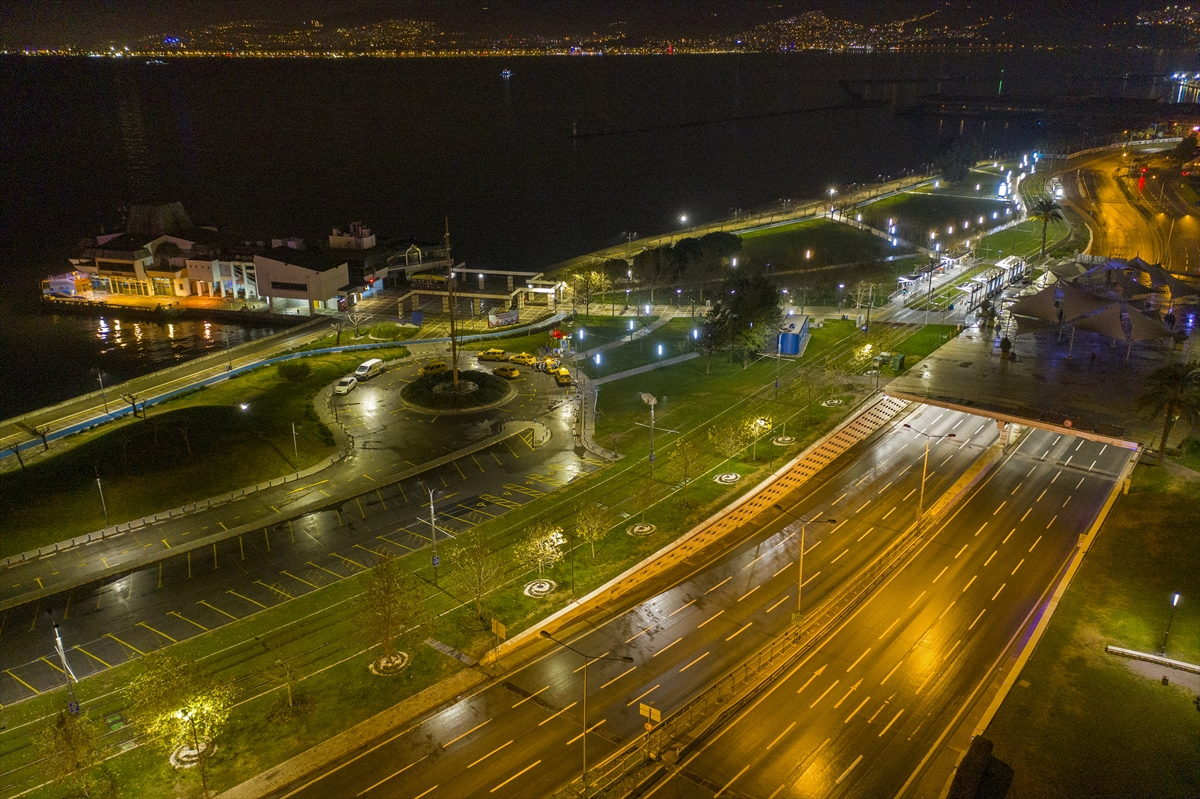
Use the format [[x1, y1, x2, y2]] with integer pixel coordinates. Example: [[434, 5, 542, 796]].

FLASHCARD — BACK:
[[399, 369, 516, 414]]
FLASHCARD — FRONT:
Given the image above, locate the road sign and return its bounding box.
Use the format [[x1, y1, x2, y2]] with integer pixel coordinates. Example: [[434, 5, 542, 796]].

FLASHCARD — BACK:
[[412, 311, 424, 326], [491, 618, 506, 640], [67, 700, 80, 716], [432, 555, 440, 568], [638, 703, 661, 723]]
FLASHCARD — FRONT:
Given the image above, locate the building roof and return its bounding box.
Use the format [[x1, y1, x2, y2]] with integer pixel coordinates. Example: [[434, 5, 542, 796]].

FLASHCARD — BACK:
[[258, 246, 346, 273], [79, 232, 157, 258]]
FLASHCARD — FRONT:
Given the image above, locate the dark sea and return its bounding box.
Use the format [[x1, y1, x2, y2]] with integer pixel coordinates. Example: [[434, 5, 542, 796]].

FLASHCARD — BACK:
[[1, 49, 1195, 416]]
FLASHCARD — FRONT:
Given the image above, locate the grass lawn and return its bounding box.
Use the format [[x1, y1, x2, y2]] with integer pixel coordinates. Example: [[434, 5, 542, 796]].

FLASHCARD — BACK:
[[859, 183, 1013, 251], [985, 465, 1200, 799], [0, 347, 408, 557], [740, 218, 906, 272]]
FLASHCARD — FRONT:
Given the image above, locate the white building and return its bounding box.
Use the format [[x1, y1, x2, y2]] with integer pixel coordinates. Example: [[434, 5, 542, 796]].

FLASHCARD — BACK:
[[254, 246, 349, 315]]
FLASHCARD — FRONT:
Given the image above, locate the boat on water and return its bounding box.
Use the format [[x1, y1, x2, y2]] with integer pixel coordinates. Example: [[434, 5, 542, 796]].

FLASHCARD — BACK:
[[501, 69, 512, 78]]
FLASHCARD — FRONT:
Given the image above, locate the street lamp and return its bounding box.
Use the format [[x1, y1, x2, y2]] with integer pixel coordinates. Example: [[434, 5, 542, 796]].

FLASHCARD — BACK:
[[902, 424, 956, 522], [175, 708, 210, 798], [1161, 593, 1182, 654], [91, 368, 110, 414], [418, 481, 442, 583], [539, 631, 633, 798], [641, 392, 657, 476], [837, 283, 845, 310], [828, 188, 837, 217], [773, 505, 836, 628]]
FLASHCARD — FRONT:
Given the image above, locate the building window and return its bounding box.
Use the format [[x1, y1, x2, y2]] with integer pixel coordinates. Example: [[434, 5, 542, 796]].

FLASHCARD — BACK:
[[270, 281, 308, 292]]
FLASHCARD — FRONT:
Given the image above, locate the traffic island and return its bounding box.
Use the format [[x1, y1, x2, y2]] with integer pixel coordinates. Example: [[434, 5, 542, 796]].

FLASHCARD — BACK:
[[398, 369, 515, 413]]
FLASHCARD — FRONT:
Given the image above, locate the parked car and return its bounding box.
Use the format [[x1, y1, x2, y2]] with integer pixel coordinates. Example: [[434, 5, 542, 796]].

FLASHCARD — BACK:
[[477, 348, 508, 362], [355, 358, 384, 380], [333, 376, 358, 395], [553, 367, 573, 387], [538, 357, 562, 372], [418, 360, 449, 376], [494, 365, 520, 379], [508, 352, 537, 366]]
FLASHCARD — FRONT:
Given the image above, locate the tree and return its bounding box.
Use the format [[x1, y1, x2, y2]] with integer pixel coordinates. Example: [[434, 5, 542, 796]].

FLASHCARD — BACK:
[[632, 246, 673, 304], [576, 269, 611, 317], [124, 651, 234, 799], [16, 422, 51, 452], [1029, 197, 1065, 262], [934, 137, 979, 182], [709, 271, 783, 368], [1168, 133, 1199, 167], [709, 417, 750, 459], [696, 316, 729, 375], [668, 438, 703, 506], [34, 710, 114, 799], [362, 550, 429, 668], [574, 502, 613, 560], [849, 280, 873, 309], [449, 526, 505, 622], [331, 316, 347, 346], [120, 393, 142, 419], [514, 521, 565, 576], [346, 309, 371, 338], [1136, 363, 1200, 465]]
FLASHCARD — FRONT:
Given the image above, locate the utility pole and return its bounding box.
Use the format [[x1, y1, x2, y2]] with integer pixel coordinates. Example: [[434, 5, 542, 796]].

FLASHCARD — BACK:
[[445, 219, 460, 388], [641, 393, 657, 477], [95, 465, 109, 526]]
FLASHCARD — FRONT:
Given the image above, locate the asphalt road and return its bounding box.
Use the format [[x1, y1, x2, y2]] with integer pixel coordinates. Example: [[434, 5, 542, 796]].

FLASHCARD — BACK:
[[0, 354, 592, 706], [272, 404, 1003, 799], [643, 429, 1132, 799]]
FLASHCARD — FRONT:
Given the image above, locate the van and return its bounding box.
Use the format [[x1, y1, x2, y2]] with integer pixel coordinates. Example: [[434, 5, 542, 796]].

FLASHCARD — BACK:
[[355, 358, 383, 380]]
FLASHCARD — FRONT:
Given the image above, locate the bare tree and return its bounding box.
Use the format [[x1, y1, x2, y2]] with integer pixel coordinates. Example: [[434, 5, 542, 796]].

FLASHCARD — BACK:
[[16, 422, 51, 452], [708, 418, 749, 459], [331, 317, 347, 346], [850, 280, 873, 309], [668, 438, 703, 506], [34, 710, 114, 799], [120, 393, 142, 419], [346, 309, 371, 338], [514, 521, 565, 577], [449, 527, 505, 622], [574, 502, 613, 560], [4, 439, 26, 471], [361, 549, 429, 669]]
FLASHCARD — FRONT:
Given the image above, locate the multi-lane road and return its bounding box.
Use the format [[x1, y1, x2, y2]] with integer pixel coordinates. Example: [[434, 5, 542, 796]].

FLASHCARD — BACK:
[[270, 404, 1019, 799]]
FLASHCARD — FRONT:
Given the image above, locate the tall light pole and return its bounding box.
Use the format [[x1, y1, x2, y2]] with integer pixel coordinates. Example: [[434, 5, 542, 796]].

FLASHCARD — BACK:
[[539, 631, 633, 798], [93, 368, 110, 414], [1161, 592, 1181, 654], [774, 505, 836, 628], [95, 465, 109, 527], [903, 424, 956, 522], [419, 481, 441, 583], [641, 393, 657, 476], [53, 623, 79, 713], [828, 188, 837, 217]]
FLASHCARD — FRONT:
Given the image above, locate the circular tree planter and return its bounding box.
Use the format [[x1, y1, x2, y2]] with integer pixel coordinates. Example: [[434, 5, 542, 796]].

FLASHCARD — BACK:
[[170, 740, 212, 770], [772, 435, 796, 446], [369, 651, 411, 677], [821, 398, 844, 407], [714, 473, 742, 485], [626, 523, 656, 537], [400, 370, 514, 413], [524, 579, 557, 598]]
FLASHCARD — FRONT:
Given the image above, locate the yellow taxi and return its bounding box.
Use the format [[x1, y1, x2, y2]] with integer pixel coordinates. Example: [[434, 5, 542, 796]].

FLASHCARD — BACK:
[[417, 360, 449, 376], [508, 352, 537, 366], [477, 348, 508, 362], [539, 357, 562, 372], [553, 367, 573, 387], [493, 365, 521, 380]]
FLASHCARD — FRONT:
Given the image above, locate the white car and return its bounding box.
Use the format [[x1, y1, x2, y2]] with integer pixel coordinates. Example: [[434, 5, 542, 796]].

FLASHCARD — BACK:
[[333, 376, 358, 395]]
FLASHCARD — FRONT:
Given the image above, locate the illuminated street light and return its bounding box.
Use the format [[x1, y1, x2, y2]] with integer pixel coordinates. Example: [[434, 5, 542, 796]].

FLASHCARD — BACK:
[[903, 424, 956, 522], [773, 504, 837, 627], [1161, 592, 1182, 654], [641, 392, 657, 474]]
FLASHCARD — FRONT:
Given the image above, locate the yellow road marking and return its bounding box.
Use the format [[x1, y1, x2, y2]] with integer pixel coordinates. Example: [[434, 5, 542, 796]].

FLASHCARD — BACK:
[[440, 511, 475, 527], [454, 460, 466, 480], [218, 522, 228, 531], [281, 570, 318, 589], [162, 539, 171, 549], [363, 473, 376, 482], [105, 632, 146, 656], [254, 581, 294, 600], [40, 656, 65, 674], [307, 560, 343, 579], [167, 611, 209, 631], [464, 504, 497, 518], [74, 646, 112, 668], [329, 552, 365, 570], [199, 600, 238, 620], [289, 479, 328, 494], [137, 621, 178, 643], [5, 670, 39, 695], [357, 497, 366, 518], [271, 505, 281, 514], [227, 590, 268, 609], [376, 489, 387, 510], [379, 534, 414, 552]]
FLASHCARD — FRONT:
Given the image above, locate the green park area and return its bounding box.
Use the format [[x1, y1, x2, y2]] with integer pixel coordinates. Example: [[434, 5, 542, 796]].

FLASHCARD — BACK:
[[859, 177, 1013, 251], [0, 346, 409, 558], [985, 464, 1200, 798]]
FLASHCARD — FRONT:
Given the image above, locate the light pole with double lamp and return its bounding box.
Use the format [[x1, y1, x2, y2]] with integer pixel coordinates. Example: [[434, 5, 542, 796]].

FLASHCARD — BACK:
[[539, 631, 634, 798], [773, 505, 837, 627], [418, 481, 442, 584], [902, 424, 955, 523]]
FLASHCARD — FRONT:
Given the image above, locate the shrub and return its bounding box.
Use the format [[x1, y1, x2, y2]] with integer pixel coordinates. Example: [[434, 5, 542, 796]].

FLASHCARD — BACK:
[[278, 360, 313, 382], [400, 370, 510, 409]]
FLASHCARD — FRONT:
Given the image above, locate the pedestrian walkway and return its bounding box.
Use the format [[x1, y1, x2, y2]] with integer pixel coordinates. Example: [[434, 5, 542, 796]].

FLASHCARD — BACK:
[[592, 352, 700, 386]]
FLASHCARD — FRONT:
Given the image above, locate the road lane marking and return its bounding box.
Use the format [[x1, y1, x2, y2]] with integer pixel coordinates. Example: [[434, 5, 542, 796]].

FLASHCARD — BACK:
[[975, 523, 987, 537], [832, 493, 847, 505], [653, 638, 683, 658], [1065, 456, 1073, 466], [715, 764, 751, 798], [855, 500, 871, 512], [1021, 507, 1033, 521], [879, 709, 905, 737], [1052, 470, 1062, 483], [680, 652, 710, 672], [705, 576, 731, 594], [1063, 496, 1071, 508], [489, 760, 541, 793], [6, 670, 39, 695], [881, 659, 903, 684], [137, 621, 178, 643], [469, 740, 513, 769], [832, 548, 850, 563], [1077, 476, 1086, 488], [513, 685, 549, 708], [835, 754, 864, 785], [844, 694, 872, 723], [1030, 535, 1043, 552], [772, 561, 793, 578], [992, 583, 1006, 600], [962, 575, 977, 592], [443, 718, 491, 748], [938, 599, 956, 620], [742, 553, 768, 570], [199, 600, 238, 620], [1012, 558, 1025, 575], [626, 685, 660, 707], [767, 595, 790, 613], [954, 544, 968, 559], [796, 664, 827, 694], [809, 679, 839, 708], [227, 590, 268, 609], [932, 566, 948, 583], [1037, 489, 1047, 501], [985, 550, 998, 566], [907, 590, 926, 609], [882, 506, 896, 520], [566, 719, 606, 745], [903, 488, 917, 501], [625, 627, 652, 643], [1011, 482, 1023, 495], [969, 609, 987, 630], [538, 701, 577, 726], [698, 610, 725, 628], [104, 633, 145, 656], [857, 526, 875, 542], [834, 679, 863, 707], [669, 599, 696, 617], [802, 571, 821, 588], [846, 648, 870, 671], [412, 787, 437, 799], [739, 585, 760, 602], [1045, 515, 1057, 529], [726, 622, 753, 641], [167, 611, 208, 631], [1003, 528, 1015, 544], [993, 501, 1006, 515], [600, 667, 636, 689], [767, 721, 796, 749], [41, 656, 64, 674], [878, 618, 900, 640]]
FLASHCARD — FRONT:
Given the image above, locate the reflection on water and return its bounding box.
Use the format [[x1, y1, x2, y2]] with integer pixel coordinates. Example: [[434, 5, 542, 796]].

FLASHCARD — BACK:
[[0, 312, 279, 418]]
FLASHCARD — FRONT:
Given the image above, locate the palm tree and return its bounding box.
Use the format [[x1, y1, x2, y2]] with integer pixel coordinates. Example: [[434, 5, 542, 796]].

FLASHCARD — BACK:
[[1029, 197, 1065, 263], [1136, 363, 1200, 465]]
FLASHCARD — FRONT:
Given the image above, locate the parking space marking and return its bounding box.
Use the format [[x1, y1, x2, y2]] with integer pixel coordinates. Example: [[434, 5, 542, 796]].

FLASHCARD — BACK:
[[104, 633, 146, 656], [167, 611, 209, 631], [227, 590, 269, 609], [5, 670, 39, 695], [255, 581, 294, 600], [329, 552, 365, 570], [307, 561, 344, 579], [137, 621, 178, 643], [74, 645, 112, 668]]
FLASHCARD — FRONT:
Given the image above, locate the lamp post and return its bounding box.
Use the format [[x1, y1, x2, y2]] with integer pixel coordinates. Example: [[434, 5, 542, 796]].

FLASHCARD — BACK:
[[773, 505, 836, 628], [1161, 592, 1181, 654], [92, 368, 110, 414], [176, 708, 210, 798], [828, 188, 837, 217], [539, 631, 633, 798], [419, 481, 441, 583], [903, 424, 956, 522], [641, 393, 657, 476]]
